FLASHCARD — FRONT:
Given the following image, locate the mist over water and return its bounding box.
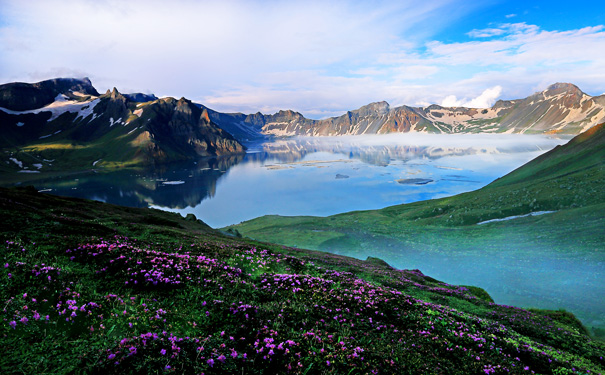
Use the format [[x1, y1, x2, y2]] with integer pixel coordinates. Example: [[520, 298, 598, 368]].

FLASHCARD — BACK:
[[339, 239, 605, 329]]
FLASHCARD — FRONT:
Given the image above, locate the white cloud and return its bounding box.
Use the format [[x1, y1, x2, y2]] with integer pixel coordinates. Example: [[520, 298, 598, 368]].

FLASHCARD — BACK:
[[505, 14, 517, 18], [467, 28, 507, 38], [441, 86, 502, 108]]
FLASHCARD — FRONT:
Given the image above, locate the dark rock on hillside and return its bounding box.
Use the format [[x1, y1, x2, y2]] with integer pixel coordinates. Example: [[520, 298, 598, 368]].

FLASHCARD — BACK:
[[124, 93, 159, 103], [139, 97, 246, 164], [0, 77, 99, 111]]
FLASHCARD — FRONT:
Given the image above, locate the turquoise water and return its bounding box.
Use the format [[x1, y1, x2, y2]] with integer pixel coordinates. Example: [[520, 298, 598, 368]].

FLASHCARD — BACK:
[[26, 133, 567, 227]]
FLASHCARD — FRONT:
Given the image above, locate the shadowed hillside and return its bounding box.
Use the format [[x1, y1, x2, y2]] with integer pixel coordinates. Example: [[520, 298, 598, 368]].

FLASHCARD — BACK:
[[0, 186, 603, 374]]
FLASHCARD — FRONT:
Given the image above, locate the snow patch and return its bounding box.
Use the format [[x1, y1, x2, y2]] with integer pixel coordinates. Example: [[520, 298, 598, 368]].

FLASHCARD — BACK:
[[16, 122, 24, 127], [0, 96, 102, 122], [9, 158, 23, 168], [93, 159, 102, 166], [133, 108, 143, 117], [162, 181, 185, 185], [477, 211, 556, 225], [75, 98, 101, 122], [127, 126, 139, 135], [33, 163, 43, 169], [18, 170, 40, 173]]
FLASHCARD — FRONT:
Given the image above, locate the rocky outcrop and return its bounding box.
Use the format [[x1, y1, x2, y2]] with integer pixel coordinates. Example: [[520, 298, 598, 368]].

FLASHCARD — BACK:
[[142, 97, 245, 163]]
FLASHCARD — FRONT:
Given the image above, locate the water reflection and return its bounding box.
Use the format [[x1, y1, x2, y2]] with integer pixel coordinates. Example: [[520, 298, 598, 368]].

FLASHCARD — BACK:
[[21, 134, 567, 227], [31, 155, 244, 209], [248, 134, 564, 166]]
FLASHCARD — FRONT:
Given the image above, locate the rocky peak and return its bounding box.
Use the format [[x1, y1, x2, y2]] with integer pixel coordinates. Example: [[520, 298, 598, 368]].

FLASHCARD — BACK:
[[275, 110, 304, 120], [545, 82, 582, 94], [356, 101, 390, 116], [102, 87, 128, 104], [175, 97, 195, 116]]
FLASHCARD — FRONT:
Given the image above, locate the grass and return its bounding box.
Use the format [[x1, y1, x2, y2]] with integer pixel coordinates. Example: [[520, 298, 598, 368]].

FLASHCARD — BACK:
[[1, 186, 604, 374]]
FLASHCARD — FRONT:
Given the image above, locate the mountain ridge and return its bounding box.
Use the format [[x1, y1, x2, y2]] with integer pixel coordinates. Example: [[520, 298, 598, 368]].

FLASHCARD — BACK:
[[208, 82, 605, 138], [0, 78, 245, 172]]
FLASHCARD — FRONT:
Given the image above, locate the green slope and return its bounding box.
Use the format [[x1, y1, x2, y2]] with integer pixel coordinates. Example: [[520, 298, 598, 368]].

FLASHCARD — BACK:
[[1, 186, 604, 374], [227, 124, 605, 333]]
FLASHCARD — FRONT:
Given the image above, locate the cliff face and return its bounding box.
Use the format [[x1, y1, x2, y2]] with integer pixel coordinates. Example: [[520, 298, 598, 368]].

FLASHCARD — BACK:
[[143, 97, 245, 163]]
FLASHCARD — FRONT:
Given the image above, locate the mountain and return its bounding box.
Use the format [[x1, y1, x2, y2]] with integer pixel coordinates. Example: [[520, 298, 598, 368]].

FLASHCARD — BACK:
[[208, 83, 605, 137], [0, 77, 99, 111], [0, 185, 603, 374], [226, 123, 605, 333], [0, 78, 245, 172]]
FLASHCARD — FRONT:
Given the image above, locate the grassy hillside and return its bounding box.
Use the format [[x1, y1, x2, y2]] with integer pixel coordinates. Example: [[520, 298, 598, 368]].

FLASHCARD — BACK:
[[227, 124, 605, 334], [1, 186, 603, 374]]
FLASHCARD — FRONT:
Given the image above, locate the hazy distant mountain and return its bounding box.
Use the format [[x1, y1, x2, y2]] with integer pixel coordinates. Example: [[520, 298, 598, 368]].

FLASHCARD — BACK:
[[124, 92, 159, 103], [208, 83, 605, 137], [0, 78, 245, 172]]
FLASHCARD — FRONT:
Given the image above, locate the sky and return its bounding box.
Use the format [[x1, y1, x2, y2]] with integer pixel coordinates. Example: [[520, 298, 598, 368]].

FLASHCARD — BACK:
[[1, 0, 604, 119]]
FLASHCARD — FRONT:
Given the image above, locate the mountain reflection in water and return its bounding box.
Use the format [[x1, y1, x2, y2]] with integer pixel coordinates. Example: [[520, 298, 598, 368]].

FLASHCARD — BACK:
[[23, 134, 568, 227]]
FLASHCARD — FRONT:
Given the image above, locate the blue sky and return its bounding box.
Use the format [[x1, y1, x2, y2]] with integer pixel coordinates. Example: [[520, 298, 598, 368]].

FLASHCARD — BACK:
[[1, 0, 604, 118]]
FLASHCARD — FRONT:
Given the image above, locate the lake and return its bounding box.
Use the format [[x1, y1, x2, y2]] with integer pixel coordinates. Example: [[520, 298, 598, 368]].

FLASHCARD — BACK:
[[26, 133, 568, 228]]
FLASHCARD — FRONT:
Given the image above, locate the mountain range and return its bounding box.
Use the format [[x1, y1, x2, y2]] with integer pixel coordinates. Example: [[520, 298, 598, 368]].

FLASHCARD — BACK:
[[1, 77, 604, 173], [208, 82, 605, 138]]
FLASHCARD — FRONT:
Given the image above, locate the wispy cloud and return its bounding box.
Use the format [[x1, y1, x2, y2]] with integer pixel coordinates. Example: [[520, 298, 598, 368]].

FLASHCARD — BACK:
[[467, 28, 508, 38], [0, 1, 604, 119]]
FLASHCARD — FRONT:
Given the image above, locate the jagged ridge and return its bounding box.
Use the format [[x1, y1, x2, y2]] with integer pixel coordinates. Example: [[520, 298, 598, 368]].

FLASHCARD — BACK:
[[209, 83, 605, 137], [0, 79, 245, 170]]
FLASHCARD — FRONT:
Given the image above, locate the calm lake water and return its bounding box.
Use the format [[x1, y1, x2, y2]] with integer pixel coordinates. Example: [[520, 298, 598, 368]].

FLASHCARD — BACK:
[[29, 134, 568, 227]]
